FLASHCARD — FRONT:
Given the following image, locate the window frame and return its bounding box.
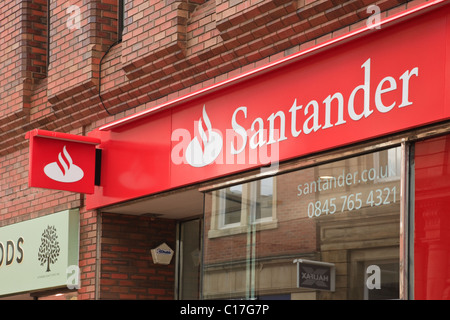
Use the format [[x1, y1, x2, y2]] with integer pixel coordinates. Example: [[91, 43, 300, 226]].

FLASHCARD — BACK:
[[208, 178, 277, 238]]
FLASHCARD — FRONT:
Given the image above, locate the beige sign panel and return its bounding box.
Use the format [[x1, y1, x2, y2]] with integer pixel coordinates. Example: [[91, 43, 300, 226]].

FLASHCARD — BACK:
[[0, 209, 80, 296]]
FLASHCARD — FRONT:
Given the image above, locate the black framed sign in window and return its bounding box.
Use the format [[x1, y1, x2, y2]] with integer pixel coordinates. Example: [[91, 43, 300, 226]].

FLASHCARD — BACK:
[[294, 259, 336, 292]]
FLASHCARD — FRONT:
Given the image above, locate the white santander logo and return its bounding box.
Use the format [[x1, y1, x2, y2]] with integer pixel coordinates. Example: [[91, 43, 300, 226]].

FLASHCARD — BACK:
[[44, 146, 84, 183], [185, 106, 223, 167]]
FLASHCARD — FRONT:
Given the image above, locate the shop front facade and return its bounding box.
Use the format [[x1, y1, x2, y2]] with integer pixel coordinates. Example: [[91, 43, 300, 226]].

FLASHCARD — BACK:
[[1, 0, 450, 300], [87, 0, 450, 300]]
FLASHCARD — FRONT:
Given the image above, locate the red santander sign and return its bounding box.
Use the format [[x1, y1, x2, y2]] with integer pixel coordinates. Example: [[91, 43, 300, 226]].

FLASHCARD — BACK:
[[171, 57, 418, 169], [26, 129, 100, 194], [82, 2, 449, 208]]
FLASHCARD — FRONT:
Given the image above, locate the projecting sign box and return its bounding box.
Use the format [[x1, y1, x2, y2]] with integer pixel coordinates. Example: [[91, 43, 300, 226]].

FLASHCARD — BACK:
[[25, 129, 101, 194], [293, 259, 336, 292]]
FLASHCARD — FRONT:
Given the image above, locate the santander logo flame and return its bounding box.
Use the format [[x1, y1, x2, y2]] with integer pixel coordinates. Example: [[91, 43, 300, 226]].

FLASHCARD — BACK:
[[44, 146, 84, 183], [185, 106, 223, 167]]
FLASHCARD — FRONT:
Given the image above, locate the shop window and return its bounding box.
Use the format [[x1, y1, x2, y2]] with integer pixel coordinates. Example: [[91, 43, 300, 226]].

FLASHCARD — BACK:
[[203, 147, 402, 300], [209, 177, 277, 238], [414, 134, 450, 299]]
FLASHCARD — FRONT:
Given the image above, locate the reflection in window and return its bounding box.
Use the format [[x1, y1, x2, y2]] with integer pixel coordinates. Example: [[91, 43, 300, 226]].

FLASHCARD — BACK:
[[253, 177, 273, 222], [365, 262, 399, 300], [219, 185, 242, 228], [203, 147, 401, 300], [374, 147, 402, 182], [415, 134, 450, 299], [210, 178, 277, 237]]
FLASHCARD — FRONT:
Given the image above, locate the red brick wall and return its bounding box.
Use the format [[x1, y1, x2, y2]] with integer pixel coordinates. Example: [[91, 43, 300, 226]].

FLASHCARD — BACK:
[[78, 208, 99, 300], [48, 0, 118, 105], [0, 0, 429, 300], [0, 0, 48, 145], [99, 213, 176, 300]]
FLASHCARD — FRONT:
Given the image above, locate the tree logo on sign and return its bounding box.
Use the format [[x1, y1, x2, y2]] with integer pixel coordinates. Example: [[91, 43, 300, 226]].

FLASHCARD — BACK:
[[38, 225, 60, 272]]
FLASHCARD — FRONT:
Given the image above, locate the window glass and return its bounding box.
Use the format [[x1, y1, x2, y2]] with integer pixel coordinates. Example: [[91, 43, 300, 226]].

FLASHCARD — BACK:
[[414, 134, 450, 299], [178, 219, 202, 300], [253, 177, 274, 222], [203, 147, 401, 300]]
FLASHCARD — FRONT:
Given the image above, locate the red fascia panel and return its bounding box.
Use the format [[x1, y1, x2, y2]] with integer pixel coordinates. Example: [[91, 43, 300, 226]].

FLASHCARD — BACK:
[[25, 129, 101, 145], [98, 0, 448, 132]]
